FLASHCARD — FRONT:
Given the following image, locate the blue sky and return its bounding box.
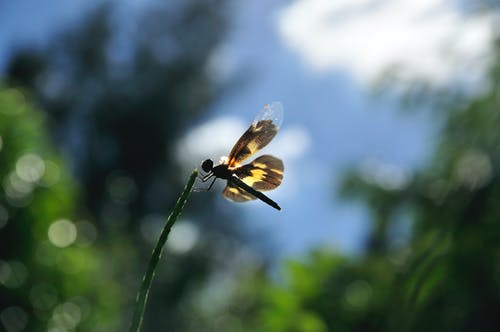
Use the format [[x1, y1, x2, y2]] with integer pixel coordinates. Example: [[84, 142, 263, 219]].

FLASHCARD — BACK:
[[0, 0, 494, 259]]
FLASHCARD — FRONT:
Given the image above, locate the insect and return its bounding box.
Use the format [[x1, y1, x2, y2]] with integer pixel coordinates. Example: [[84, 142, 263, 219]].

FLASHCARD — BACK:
[[199, 102, 284, 210]]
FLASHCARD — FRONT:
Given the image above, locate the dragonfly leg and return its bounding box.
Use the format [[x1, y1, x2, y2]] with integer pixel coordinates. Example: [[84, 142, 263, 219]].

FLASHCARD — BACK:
[[201, 173, 214, 182], [194, 175, 216, 192]]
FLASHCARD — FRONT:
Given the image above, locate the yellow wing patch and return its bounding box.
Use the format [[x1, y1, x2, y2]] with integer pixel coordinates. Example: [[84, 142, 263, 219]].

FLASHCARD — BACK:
[[222, 182, 256, 202], [234, 155, 284, 191]]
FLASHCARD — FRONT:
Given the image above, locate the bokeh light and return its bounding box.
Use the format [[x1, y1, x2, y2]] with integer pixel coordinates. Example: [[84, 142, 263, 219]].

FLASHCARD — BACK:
[[0, 306, 28, 332], [0, 260, 28, 288], [48, 219, 78, 248], [16, 153, 45, 183], [166, 220, 200, 254], [48, 302, 82, 331], [3, 171, 34, 207]]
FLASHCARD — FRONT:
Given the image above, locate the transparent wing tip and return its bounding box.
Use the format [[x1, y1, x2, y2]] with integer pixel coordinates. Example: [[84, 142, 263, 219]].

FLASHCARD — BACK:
[[266, 101, 283, 112], [256, 101, 284, 129]]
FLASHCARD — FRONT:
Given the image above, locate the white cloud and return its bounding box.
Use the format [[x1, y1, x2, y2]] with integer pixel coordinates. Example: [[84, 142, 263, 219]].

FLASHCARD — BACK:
[[270, 126, 311, 160], [176, 115, 311, 168], [175, 116, 246, 169], [278, 0, 495, 86]]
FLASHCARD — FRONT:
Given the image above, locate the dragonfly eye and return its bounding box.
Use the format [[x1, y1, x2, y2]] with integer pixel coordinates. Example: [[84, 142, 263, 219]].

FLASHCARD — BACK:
[[201, 159, 214, 173]]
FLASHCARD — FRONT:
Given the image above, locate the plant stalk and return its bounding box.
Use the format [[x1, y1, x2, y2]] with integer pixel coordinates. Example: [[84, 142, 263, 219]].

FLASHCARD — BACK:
[[129, 169, 198, 332]]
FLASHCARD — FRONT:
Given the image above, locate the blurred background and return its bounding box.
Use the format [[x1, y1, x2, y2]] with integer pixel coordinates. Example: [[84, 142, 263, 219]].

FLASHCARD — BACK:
[[1, 0, 500, 331]]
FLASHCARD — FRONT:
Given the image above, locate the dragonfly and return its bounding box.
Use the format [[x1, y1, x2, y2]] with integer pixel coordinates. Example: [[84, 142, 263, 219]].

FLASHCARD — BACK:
[[199, 102, 284, 210]]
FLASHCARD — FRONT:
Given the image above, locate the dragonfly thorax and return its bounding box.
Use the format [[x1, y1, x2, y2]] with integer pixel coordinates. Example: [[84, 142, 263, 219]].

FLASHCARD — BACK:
[[212, 164, 232, 180]]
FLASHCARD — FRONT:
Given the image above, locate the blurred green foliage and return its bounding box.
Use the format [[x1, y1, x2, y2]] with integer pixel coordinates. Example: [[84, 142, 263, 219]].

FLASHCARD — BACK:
[[0, 87, 121, 331]]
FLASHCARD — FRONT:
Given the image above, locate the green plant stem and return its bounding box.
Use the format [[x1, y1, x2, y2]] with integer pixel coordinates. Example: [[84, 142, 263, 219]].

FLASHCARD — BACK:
[[129, 169, 198, 332]]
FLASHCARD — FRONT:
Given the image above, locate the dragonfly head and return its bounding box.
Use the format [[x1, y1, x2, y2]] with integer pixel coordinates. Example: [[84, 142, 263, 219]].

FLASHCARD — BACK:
[[201, 159, 214, 173]]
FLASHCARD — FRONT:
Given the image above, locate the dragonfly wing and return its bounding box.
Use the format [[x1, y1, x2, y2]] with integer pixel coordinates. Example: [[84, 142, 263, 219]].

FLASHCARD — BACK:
[[222, 181, 257, 202], [227, 102, 283, 168], [234, 155, 284, 191]]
